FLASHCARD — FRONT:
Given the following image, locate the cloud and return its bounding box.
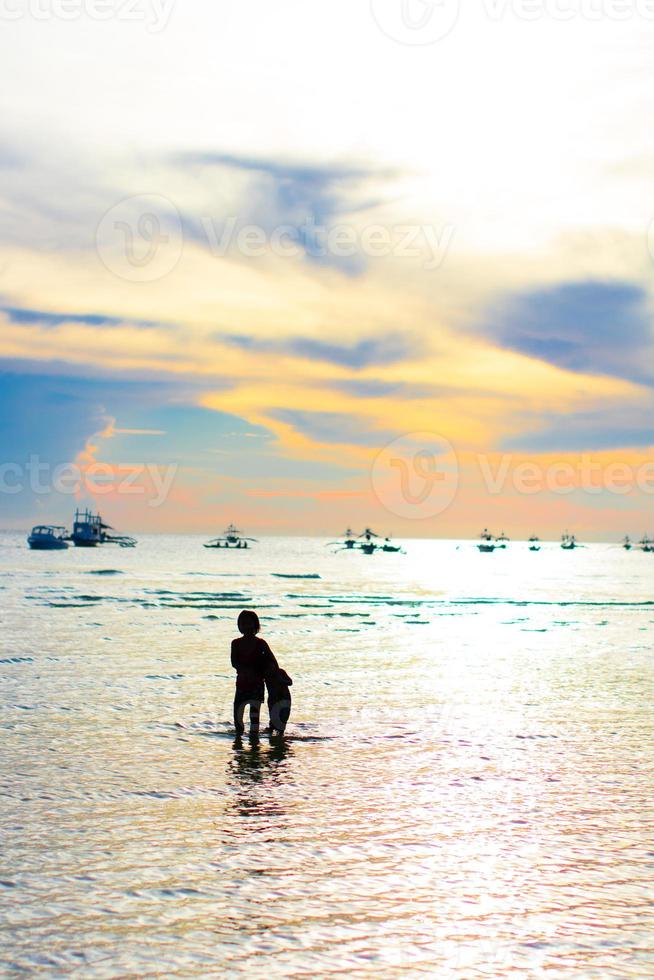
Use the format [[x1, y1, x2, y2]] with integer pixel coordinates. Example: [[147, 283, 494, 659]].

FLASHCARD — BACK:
[[268, 408, 397, 448], [0, 304, 158, 330], [504, 405, 654, 452], [476, 280, 654, 386], [220, 332, 416, 370], [178, 151, 398, 275], [0, 133, 403, 281], [0, 135, 124, 254], [326, 378, 512, 400]]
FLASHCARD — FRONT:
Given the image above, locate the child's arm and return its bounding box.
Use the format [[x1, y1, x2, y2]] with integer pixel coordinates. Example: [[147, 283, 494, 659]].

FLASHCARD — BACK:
[[230, 638, 239, 671], [260, 638, 279, 671]]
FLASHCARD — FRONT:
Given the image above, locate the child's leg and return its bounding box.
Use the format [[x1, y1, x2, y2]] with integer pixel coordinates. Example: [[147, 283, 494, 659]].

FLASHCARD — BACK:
[[269, 699, 291, 734], [278, 701, 291, 731], [234, 697, 246, 735], [248, 700, 262, 733]]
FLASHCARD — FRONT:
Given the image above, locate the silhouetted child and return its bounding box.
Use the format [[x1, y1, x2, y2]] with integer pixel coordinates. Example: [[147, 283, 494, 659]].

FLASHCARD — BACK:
[[265, 664, 292, 735], [230, 609, 277, 735]]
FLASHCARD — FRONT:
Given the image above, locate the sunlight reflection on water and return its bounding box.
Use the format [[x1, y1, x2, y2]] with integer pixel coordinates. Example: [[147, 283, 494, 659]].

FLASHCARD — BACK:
[[1, 534, 653, 977]]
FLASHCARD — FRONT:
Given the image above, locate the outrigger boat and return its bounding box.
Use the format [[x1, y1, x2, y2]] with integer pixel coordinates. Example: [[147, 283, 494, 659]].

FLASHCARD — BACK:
[[326, 528, 357, 550], [71, 509, 136, 548], [639, 534, 653, 553], [528, 535, 541, 552], [623, 535, 633, 551], [358, 528, 380, 554], [204, 524, 258, 549], [478, 529, 496, 553], [358, 528, 405, 554], [496, 531, 510, 549], [330, 528, 403, 554], [561, 532, 577, 551], [27, 525, 70, 550], [381, 537, 403, 553]]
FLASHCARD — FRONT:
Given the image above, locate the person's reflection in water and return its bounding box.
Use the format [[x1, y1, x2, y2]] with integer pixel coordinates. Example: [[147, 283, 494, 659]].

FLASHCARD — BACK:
[[227, 733, 293, 820]]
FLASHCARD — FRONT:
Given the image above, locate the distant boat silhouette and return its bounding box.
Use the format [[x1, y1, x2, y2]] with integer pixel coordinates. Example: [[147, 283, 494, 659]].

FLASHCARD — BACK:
[[204, 524, 257, 549], [327, 528, 357, 549], [478, 529, 496, 553]]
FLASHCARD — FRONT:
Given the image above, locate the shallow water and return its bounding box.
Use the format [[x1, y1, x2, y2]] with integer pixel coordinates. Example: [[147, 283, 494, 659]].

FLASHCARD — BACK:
[[1, 533, 653, 977]]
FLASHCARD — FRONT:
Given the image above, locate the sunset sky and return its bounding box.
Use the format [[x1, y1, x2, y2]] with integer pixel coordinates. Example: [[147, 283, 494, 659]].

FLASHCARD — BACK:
[[2, 2, 654, 537]]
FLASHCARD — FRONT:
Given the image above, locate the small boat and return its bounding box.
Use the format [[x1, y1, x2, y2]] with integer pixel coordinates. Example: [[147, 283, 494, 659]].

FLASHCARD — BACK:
[[204, 524, 258, 549], [358, 528, 381, 554], [478, 528, 496, 553], [331, 528, 401, 555], [27, 525, 69, 550], [561, 532, 577, 551], [327, 528, 357, 550], [528, 535, 541, 552], [639, 535, 653, 553], [71, 509, 136, 548], [496, 531, 509, 549], [623, 536, 632, 551]]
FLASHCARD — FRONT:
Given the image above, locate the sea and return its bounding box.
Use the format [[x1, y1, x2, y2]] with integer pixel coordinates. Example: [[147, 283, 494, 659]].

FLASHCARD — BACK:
[[1, 533, 652, 978]]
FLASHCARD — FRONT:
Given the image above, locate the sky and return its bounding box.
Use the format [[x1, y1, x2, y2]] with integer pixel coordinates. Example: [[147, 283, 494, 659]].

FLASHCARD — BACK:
[[1, 0, 654, 538]]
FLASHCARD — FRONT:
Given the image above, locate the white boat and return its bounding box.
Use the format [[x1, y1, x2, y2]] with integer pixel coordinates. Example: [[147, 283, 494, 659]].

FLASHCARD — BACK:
[[528, 535, 541, 552], [561, 532, 577, 550], [204, 524, 258, 549], [27, 525, 69, 550]]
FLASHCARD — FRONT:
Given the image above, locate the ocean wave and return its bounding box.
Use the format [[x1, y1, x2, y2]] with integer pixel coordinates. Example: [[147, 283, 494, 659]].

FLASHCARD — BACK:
[[272, 573, 321, 579]]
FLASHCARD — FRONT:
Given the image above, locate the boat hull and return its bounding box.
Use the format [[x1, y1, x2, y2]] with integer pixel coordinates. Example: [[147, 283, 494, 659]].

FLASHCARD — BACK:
[[28, 538, 69, 550]]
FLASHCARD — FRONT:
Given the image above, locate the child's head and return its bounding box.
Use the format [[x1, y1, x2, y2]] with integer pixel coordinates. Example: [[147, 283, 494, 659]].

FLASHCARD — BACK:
[[237, 609, 260, 636]]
